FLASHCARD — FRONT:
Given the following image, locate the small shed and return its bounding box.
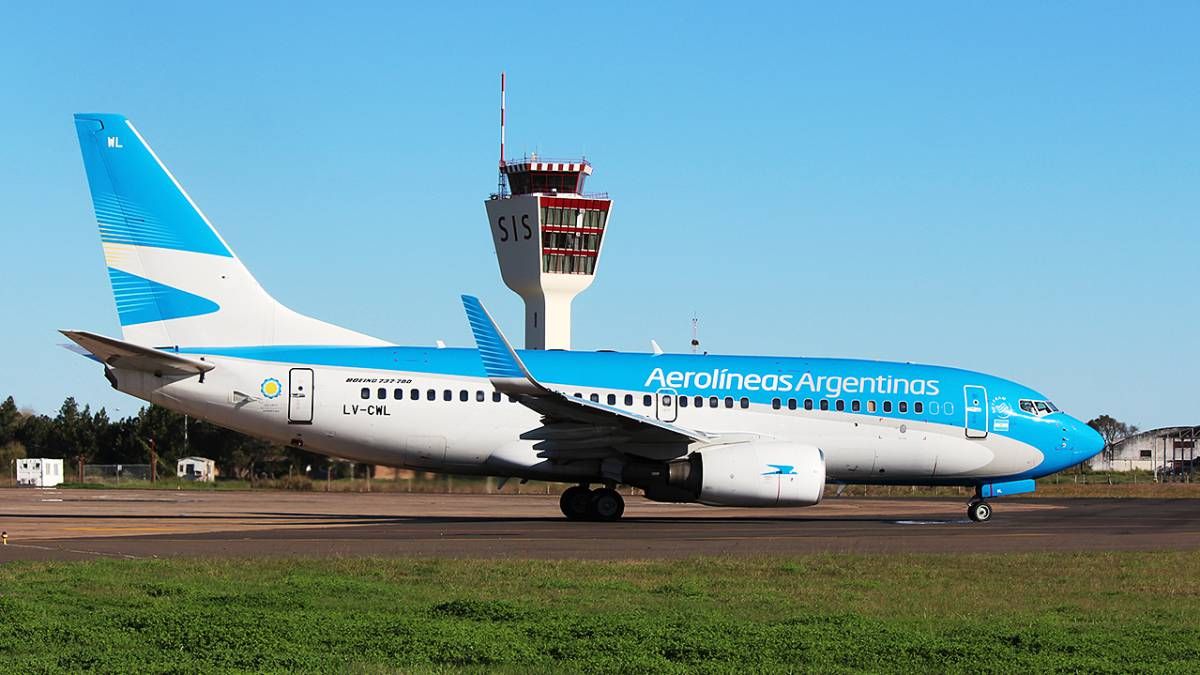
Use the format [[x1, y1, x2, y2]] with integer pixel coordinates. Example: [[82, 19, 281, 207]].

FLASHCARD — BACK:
[[177, 456, 216, 482], [16, 458, 64, 487]]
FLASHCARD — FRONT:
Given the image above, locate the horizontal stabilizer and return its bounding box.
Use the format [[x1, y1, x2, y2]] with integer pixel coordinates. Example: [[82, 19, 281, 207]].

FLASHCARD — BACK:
[[60, 330, 214, 376]]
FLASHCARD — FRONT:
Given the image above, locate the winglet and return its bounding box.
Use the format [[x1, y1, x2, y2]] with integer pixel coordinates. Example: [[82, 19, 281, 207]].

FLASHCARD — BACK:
[[461, 295, 544, 395]]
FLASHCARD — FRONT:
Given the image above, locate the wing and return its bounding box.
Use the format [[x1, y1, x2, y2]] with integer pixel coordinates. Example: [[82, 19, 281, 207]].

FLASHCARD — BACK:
[[461, 295, 711, 461]]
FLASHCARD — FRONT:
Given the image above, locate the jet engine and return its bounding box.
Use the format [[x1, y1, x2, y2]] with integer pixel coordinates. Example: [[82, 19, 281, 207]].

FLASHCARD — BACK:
[[624, 441, 825, 507]]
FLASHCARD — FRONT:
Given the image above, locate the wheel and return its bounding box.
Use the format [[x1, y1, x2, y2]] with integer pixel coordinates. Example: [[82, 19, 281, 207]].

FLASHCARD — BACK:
[[588, 488, 625, 522], [559, 485, 592, 520], [967, 500, 992, 523]]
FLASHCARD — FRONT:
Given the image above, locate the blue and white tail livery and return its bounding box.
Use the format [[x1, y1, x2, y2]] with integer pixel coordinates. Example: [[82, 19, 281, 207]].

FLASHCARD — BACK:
[[64, 114, 1104, 523], [73, 113, 386, 348]]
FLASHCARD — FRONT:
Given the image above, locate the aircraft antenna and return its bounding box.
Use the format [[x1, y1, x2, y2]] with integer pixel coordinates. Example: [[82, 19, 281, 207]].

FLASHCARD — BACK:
[[691, 315, 700, 354]]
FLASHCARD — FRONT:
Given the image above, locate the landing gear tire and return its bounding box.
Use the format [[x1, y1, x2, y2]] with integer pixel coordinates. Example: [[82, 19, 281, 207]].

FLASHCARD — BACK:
[[588, 488, 625, 522], [560, 486, 592, 521], [967, 500, 992, 523]]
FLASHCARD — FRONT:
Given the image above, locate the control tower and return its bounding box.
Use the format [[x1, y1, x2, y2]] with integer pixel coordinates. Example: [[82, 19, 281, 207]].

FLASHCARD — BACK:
[[485, 75, 612, 350]]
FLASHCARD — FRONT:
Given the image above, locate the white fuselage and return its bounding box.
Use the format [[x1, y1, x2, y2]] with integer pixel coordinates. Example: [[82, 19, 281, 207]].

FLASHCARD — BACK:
[[114, 352, 1046, 485]]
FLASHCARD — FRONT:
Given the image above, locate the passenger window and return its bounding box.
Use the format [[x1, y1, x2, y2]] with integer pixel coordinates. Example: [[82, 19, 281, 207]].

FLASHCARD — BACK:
[[930, 401, 940, 415], [377, 388, 386, 400], [476, 390, 485, 402], [443, 390, 452, 402], [607, 394, 616, 405], [694, 396, 704, 408], [899, 401, 908, 413], [788, 398, 797, 410], [944, 402, 954, 415], [819, 399, 829, 411], [643, 394, 653, 407], [574, 392, 582, 398], [360, 388, 370, 400], [883, 401, 893, 413], [679, 396, 688, 408], [868, 401, 877, 413], [914, 401, 923, 414], [411, 388, 419, 400], [625, 394, 635, 406], [724, 397, 734, 409], [772, 398, 781, 410], [427, 389, 436, 401], [835, 400, 845, 412], [459, 390, 469, 402], [393, 388, 403, 400], [493, 392, 502, 402], [709, 396, 718, 408], [804, 399, 813, 411], [852, 400, 861, 412], [739, 397, 749, 409], [590, 393, 599, 403]]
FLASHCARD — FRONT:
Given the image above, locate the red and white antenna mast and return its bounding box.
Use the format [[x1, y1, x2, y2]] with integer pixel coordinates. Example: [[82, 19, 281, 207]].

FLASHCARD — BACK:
[[498, 71, 507, 196]]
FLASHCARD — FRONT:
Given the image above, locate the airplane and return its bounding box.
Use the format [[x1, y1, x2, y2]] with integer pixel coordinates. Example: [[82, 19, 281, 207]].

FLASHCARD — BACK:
[[63, 113, 1105, 523]]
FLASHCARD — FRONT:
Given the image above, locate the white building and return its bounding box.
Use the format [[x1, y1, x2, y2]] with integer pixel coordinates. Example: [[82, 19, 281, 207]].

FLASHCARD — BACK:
[[16, 458, 64, 487], [177, 456, 216, 482], [1087, 426, 1199, 473]]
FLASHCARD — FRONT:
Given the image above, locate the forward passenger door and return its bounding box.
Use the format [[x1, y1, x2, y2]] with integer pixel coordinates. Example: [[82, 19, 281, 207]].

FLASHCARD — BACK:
[[963, 385, 988, 439]]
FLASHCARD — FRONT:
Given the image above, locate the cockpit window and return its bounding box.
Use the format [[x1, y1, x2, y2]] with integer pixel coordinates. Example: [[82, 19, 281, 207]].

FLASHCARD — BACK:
[[1020, 399, 1059, 416]]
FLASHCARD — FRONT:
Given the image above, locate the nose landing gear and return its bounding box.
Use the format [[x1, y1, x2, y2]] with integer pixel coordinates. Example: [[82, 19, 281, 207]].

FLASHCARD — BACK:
[[967, 500, 992, 523], [559, 484, 625, 522]]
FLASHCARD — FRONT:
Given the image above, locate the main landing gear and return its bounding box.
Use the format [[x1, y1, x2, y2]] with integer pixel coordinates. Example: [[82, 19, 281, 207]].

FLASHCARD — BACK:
[[967, 499, 993, 523], [559, 484, 625, 522]]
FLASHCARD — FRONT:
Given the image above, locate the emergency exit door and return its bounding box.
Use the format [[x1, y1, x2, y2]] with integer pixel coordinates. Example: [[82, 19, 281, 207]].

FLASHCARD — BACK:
[[656, 388, 678, 423], [289, 368, 314, 424], [963, 385, 987, 439]]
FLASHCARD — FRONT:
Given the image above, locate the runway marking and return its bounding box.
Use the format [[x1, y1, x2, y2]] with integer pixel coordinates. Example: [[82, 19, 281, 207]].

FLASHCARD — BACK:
[[62, 526, 185, 535], [2, 542, 143, 560]]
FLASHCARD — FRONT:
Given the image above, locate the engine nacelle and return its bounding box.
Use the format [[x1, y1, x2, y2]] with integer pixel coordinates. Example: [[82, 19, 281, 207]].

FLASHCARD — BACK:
[[693, 441, 825, 507]]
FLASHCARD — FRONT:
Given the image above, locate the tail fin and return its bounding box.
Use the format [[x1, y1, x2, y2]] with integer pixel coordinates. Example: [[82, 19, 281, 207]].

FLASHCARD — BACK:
[[73, 114, 386, 348]]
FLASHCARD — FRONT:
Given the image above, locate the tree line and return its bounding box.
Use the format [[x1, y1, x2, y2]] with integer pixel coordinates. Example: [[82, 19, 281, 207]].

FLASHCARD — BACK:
[[0, 395, 331, 480]]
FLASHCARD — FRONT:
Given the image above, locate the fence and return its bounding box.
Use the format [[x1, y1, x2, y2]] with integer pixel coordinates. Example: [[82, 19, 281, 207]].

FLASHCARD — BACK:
[[83, 464, 152, 483]]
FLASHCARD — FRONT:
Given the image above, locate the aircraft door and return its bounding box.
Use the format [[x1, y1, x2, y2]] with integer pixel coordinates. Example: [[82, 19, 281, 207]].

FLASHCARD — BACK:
[[656, 388, 678, 423], [288, 368, 314, 424], [964, 385, 987, 439]]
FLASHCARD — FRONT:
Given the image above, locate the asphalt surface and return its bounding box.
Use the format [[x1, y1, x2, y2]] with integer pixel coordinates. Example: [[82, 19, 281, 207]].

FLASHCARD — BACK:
[[1, 489, 1198, 561]]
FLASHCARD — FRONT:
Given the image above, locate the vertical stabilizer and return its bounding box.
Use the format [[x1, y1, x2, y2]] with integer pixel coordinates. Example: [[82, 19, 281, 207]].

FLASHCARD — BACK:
[[74, 114, 388, 348]]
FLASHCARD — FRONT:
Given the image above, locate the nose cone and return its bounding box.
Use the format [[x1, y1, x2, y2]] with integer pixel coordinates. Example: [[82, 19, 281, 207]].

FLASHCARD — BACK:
[[1073, 420, 1105, 459]]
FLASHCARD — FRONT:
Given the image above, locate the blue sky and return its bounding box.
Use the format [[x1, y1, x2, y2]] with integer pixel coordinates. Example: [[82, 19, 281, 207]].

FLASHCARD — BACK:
[[0, 2, 1196, 428]]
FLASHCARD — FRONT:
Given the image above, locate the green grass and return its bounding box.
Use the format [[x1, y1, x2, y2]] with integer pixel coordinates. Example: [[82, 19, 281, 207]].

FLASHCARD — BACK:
[[1, 553, 1198, 672]]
